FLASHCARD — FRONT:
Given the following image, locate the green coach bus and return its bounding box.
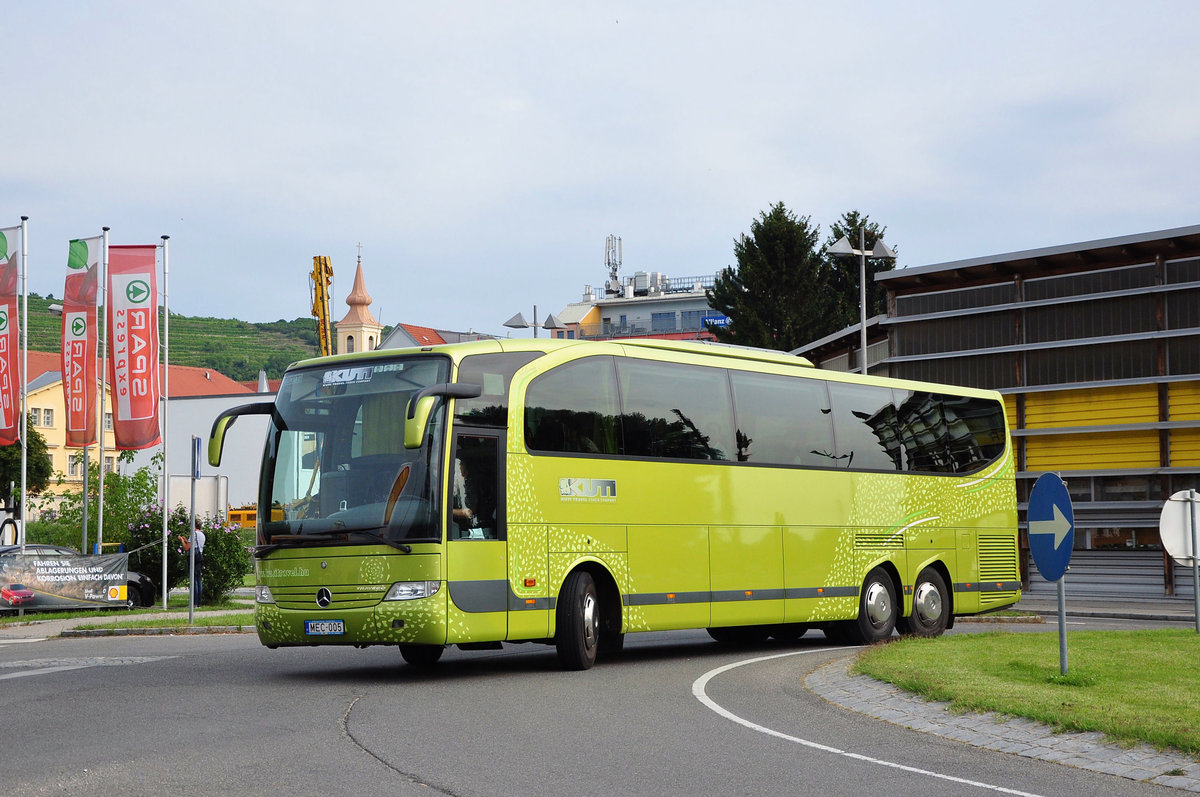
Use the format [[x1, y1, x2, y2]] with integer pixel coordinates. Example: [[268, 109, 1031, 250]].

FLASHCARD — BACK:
[[209, 338, 1019, 670]]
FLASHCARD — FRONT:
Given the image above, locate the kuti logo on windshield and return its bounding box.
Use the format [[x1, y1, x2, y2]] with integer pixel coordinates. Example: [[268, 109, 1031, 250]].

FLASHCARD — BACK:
[[559, 478, 617, 503]]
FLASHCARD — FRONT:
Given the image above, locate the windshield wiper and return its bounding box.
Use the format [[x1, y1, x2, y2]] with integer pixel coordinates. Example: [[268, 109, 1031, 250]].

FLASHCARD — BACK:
[[256, 530, 412, 557], [350, 529, 412, 554], [254, 532, 349, 559]]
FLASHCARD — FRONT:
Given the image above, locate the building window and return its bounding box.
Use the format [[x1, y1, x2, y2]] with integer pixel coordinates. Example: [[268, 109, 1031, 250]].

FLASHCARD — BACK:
[[68, 455, 82, 477], [345, 336, 355, 354], [681, 310, 703, 330], [42, 408, 53, 427], [104, 457, 114, 473], [651, 312, 677, 332], [104, 413, 113, 430], [29, 408, 39, 426]]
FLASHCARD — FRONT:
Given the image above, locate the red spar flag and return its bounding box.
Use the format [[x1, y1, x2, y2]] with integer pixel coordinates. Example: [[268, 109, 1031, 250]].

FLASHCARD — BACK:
[[0, 230, 19, 446], [106, 245, 161, 449], [63, 238, 100, 447]]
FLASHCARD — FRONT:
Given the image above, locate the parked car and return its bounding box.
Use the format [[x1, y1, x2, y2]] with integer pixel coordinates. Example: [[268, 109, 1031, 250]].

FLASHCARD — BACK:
[[0, 544, 156, 607], [1, 582, 35, 606]]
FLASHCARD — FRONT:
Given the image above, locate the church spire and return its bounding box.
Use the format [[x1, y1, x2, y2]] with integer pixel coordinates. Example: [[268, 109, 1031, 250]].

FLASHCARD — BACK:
[[335, 246, 384, 353]]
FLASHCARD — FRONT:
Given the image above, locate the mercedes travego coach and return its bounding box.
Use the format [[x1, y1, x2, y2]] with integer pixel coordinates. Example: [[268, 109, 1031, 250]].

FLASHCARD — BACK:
[[209, 338, 1019, 670]]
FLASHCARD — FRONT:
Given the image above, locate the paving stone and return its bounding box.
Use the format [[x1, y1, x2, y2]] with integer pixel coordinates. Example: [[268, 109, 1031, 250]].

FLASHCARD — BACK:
[[804, 657, 1200, 793]]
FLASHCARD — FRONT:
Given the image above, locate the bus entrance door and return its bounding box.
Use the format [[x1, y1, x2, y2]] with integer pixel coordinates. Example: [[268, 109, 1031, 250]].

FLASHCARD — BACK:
[[445, 431, 508, 641]]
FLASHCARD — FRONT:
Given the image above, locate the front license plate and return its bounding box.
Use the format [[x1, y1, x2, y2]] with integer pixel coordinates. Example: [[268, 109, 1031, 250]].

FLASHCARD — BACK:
[[305, 620, 345, 636]]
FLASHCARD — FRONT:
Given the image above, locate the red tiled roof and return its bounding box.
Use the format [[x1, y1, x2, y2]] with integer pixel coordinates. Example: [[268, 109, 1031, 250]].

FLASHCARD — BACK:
[[240, 378, 284, 393], [24, 351, 252, 397], [400, 324, 446, 346]]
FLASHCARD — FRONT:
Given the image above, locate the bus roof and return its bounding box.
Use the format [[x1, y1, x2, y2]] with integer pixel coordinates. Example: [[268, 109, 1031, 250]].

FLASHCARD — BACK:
[[288, 337, 814, 371]]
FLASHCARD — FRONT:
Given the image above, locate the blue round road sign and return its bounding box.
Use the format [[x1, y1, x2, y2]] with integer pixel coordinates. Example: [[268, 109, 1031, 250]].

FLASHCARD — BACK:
[[1028, 472, 1075, 582]]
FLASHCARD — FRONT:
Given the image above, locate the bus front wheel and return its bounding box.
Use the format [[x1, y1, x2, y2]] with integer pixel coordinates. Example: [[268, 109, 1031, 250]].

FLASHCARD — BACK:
[[903, 567, 949, 638], [399, 644, 444, 668], [556, 570, 600, 670]]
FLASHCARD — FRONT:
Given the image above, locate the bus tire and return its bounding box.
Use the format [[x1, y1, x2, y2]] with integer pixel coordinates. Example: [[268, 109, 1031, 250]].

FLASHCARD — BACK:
[[851, 567, 898, 644], [556, 570, 600, 670], [903, 567, 949, 638], [399, 644, 444, 668]]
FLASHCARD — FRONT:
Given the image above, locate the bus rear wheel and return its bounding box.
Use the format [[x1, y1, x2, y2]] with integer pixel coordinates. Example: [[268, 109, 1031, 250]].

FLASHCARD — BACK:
[[399, 644, 444, 668], [556, 570, 600, 670], [848, 567, 898, 644], [903, 568, 949, 638]]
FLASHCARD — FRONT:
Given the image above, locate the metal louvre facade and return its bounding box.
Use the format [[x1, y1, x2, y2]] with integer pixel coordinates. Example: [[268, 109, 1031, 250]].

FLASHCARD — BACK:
[[864, 226, 1200, 598]]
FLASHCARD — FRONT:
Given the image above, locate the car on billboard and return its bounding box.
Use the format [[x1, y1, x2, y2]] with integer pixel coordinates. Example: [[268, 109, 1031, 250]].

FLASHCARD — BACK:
[[1, 582, 35, 606], [0, 544, 157, 608]]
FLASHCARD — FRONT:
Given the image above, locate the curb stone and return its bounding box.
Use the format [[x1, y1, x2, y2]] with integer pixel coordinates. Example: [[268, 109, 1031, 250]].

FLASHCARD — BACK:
[[61, 625, 256, 637], [805, 657, 1200, 792]]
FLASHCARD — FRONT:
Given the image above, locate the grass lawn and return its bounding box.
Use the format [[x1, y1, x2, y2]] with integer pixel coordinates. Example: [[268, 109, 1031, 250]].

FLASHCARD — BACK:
[[855, 628, 1200, 759], [87, 611, 257, 630]]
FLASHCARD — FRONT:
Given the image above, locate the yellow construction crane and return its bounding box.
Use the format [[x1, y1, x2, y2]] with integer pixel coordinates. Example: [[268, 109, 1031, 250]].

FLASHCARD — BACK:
[[310, 255, 334, 356]]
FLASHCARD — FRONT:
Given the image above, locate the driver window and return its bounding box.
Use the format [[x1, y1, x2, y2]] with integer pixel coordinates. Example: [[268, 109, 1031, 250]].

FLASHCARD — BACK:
[[450, 434, 500, 540]]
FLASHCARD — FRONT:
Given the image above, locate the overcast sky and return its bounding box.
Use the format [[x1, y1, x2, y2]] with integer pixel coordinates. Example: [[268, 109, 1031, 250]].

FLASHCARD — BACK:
[[6, 1, 1200, 339]]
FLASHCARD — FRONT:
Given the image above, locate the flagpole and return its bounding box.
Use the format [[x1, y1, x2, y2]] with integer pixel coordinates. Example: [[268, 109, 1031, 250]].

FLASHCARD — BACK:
[[97, 227, 109, 552], [18, 216, 27, 547], [160, 235, 170, 608]]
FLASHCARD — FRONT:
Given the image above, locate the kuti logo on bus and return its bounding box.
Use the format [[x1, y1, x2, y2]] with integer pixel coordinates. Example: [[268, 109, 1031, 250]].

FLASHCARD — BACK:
[[559, 478, 618, 503]]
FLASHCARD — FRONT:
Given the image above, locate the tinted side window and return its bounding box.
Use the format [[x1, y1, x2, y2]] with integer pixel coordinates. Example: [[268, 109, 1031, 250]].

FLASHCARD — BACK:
[[456, 352, 543, 427], [827, 382, 902, 471], [617, 358, 735, 461], [893, 391, 955, 473], [893, 391, 1007, 474], [524, 357, 621, 455], [945, 396, 1007, 471], [730, 371, 834, 467]]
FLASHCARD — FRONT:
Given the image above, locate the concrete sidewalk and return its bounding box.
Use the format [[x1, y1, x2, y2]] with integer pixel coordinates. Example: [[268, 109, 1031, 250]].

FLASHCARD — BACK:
[[1013, 593, 1198, 624], [0, 607, 255, 642]]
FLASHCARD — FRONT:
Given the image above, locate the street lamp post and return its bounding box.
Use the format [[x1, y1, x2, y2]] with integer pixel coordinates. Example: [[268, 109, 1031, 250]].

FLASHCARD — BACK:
[[828, 230, 896, 374], [504, 307, 565, 338]]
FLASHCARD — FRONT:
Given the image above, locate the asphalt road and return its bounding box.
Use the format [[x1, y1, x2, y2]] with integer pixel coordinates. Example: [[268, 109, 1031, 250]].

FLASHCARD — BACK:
[[0, 618, 1190, 797]]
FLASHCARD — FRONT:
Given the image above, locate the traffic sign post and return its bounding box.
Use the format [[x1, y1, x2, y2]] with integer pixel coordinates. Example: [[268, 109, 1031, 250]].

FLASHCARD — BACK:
[[188, 436, 201, 626], [1028, 473, 1075, 674], [1159, 490, 1200, 635]]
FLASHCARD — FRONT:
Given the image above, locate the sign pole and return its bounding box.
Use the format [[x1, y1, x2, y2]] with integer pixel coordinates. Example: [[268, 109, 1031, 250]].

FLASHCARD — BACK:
[[1056, 576, 1068, 674], [188, 435, 199, 625], [1028, 472, 1075, 676], [1158, 490, 1200, 635], [1191, 490, 1199, 635]]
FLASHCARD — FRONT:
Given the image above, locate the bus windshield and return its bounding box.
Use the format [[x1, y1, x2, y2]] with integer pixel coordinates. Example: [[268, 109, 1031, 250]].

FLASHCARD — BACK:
[[259, 355, 451, 546]]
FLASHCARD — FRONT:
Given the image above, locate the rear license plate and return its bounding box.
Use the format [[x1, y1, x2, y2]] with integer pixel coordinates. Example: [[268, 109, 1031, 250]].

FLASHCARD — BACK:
[[305, 620, 345, 636]]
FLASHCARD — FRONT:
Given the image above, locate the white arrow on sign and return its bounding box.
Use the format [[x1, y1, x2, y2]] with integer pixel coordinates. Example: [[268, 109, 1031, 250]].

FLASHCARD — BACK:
[[1030, 504, 1072, 549]]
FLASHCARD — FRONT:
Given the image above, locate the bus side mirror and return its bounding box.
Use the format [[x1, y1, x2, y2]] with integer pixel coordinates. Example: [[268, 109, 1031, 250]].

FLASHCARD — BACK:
[[209, 402, 275, 466], [405, 395, 437, 449], [404, 383, 483, 450]]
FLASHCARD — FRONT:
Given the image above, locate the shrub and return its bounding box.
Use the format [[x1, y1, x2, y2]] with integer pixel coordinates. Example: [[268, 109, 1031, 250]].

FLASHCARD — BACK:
[[127, 504, 252, 605]]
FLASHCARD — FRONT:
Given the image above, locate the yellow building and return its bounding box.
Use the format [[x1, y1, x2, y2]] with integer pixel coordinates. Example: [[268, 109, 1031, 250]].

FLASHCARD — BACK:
[[21, 351, 251, 513], [798, 225, 1200, 600]]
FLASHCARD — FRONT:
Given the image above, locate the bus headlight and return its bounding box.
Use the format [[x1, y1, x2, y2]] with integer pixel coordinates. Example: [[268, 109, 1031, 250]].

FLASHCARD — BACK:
[[255, 585, 275, 604], [384, 581, 441, 601]]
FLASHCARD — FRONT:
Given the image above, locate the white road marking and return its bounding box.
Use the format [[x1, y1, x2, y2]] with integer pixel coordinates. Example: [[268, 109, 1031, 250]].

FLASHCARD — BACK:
[[692, 649, 1047, 797], [0, 663, 96, 680], [0, 656, 176, 680]]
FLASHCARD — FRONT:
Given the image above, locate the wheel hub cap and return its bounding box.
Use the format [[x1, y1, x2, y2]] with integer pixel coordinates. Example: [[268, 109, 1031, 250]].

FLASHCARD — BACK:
[[864, 582, 891, 627], [914, 582, 942, 623], [582, 593, 597, 647]]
